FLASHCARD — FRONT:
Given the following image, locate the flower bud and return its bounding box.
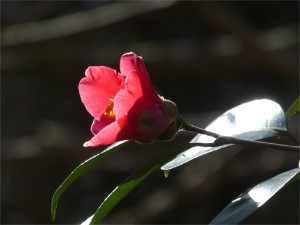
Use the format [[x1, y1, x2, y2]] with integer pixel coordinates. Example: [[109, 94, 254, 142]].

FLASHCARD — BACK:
[[136, 99, 180, 143]]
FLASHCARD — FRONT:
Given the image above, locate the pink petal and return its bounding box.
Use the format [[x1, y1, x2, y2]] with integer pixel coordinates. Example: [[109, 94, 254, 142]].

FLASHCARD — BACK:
[[91, 116, 115, 135], [114, 71, 161, 120], [120, 52, 149, 77], [84, 117, 138, 146], [120, 53, 161, 103], [79, 66, 125, 120]]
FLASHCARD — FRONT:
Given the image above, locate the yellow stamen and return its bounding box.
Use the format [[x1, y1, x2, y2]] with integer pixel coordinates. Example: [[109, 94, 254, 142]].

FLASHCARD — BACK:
[[104, 99, 116, 119]]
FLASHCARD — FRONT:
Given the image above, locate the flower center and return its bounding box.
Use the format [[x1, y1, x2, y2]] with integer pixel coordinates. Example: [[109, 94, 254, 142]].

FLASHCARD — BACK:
[[104, 99, 116, 119]]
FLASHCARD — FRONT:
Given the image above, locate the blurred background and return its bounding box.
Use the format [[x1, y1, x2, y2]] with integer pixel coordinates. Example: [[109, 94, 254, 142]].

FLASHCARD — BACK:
[[1, 1, 299, 224]]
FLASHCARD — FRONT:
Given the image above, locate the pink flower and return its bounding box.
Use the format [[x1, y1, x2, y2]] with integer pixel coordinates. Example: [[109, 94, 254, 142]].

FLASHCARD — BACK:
[[79, 52, 179, 147]]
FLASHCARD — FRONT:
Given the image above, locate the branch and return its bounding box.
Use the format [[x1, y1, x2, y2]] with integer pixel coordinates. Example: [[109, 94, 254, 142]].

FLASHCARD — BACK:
[[181, 122, 300, 153], [2, 1, 175, 47]]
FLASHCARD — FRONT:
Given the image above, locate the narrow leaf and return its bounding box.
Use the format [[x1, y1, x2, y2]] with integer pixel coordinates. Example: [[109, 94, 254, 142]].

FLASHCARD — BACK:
[[162, 99, 288, 170], [286, 97, 300, 120], [209, 168, 300, 225], [81, 215, 93, 225], [51, 140, 129, 221], [164, 170, 170, 178], [88, 143, 196, 224]]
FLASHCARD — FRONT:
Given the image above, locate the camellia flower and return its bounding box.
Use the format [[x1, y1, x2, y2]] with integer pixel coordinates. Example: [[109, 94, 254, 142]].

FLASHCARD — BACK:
[[79, 52, 180, 147]]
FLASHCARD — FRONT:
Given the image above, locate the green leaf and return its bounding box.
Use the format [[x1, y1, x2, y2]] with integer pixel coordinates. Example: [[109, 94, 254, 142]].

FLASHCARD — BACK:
[[162, 99, 289, 170], [209, 167, 300, 225], [51, 140, 129, 221], [85, 143, 197, 225], [164, 170, 170, 178], [286, 97, 300, 120]]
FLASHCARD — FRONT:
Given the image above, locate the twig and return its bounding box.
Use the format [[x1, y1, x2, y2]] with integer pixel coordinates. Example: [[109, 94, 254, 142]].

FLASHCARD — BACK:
[[2, 1, 175, 47], [181, 122, 300, 153]]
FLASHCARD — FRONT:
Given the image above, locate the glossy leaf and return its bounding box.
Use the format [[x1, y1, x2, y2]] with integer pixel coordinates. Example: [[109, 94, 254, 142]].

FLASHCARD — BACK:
[[162, 99, 288, 170], [51, 140, 129, 221], [85, 143, 197, 224], [81, 215, 93, 225], [286, 97, 300, 120], [209, 167, 300, 225], [164, 169, 170, 178]]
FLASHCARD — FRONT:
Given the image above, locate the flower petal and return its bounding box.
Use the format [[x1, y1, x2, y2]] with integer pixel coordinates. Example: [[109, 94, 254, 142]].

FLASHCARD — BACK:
[[79, 66, 125, 120], [91, 116, 115, 135], [120, 52, 149, 77], [120, 52, 160, 102], [84, 117, 138, 146], [114, 71, 160, 120]]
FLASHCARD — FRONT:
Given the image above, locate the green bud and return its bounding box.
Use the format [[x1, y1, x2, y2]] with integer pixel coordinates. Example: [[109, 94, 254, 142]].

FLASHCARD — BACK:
[[136, 99, 180, 143]]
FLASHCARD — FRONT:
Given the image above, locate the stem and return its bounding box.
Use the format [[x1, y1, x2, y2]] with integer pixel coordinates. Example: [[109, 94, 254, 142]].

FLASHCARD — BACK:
[[216, 136, 300, 153], [181, 122, 300, 153], [181, 122, 220, 138]]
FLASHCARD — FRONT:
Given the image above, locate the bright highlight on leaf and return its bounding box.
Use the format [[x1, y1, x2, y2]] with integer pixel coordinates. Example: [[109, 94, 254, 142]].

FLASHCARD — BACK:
[[209, 168, 300, 225], [161, 99, 288, 170]]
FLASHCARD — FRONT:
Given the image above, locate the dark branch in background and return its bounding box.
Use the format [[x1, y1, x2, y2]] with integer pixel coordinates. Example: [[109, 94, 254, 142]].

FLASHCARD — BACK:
[[3, 1, 297, 86], [2, 1, 175, 47], [181, 122, 300, 153]]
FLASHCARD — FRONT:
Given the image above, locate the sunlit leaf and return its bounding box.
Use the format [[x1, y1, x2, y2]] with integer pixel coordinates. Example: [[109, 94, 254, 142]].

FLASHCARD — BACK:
[[209, 167, 300, 225], [162, 99, 288, 170], [87, 143, 196, 224], [81, 215, 93, 225], [164, 170, 170, 178], [286, 97, 300, 120], [51, 141, 129, 221]]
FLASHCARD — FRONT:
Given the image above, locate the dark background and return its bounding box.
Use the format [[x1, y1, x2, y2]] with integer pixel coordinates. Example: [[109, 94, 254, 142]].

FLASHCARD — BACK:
[[1, 1, 299, 224]]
